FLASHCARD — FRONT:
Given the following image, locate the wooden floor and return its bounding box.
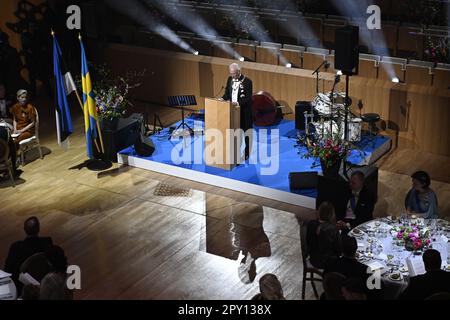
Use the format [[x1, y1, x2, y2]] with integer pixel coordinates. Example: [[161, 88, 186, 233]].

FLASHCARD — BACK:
[[1, 98, 449, 300]]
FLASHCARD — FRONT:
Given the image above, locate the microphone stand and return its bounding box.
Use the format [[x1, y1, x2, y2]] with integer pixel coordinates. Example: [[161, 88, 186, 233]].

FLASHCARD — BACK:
[[312, 60, 328, 95], [329, 74, 340, 138]]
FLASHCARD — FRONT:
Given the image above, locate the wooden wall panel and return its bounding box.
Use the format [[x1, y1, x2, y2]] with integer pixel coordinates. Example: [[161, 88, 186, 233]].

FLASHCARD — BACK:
[[302, 52, 326, 71], [256, 47, 279, 66], [379, 62, 404, 82], [212, 42, 234, 59], [405, 65, 432, 86], [279, 50, 302, 68], [99, 44, 450, 156], [234, 44, 256, 62], [433, 69, 450, 90], [358, 60, 379, 79]]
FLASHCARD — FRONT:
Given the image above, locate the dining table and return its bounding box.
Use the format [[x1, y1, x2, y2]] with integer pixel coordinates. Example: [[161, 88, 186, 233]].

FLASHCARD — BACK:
[[348, 217, 450, 299]]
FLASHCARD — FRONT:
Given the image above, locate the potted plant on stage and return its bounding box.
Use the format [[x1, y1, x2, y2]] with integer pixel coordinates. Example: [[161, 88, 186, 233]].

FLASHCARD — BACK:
[[77, 63, 145, 131], [303, 139, 350, 177]]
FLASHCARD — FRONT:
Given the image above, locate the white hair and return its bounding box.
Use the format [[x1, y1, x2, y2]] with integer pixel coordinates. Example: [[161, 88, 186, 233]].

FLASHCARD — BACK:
[[229, 63, 241, 71], [17, 89, 27, 97]]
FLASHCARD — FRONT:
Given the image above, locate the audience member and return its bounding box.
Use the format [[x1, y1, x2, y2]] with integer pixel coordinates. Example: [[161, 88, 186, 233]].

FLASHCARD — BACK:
[[324, 235, 367, 280], [405, 171, 438, 219], [306, 201, 341, 269], [4, 217, 53, 287], [400, 249, 450, 300], [40, 245, 73, 300], [336, 171, 375, 231], [0, 83, 12, 124], [251, 273, 285, 300], [10, 89, 36, 146], [0, 124, 18, 174]]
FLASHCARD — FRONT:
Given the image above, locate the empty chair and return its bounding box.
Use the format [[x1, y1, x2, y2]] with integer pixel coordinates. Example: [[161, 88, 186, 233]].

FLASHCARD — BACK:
[[18, 107, 43, 166], [0, 139, 15, 187]]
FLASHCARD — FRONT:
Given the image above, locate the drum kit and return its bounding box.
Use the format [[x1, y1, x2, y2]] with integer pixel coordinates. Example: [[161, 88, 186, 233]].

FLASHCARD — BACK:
[[305, 92, 361, 143]]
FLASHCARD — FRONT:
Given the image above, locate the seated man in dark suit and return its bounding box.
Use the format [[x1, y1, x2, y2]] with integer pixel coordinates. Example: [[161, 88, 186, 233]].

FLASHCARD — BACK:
[[400, 249, 450, 300], [4, 217, 53, 288], [324, 235, 367, 280], [336, 171, 375, 230]]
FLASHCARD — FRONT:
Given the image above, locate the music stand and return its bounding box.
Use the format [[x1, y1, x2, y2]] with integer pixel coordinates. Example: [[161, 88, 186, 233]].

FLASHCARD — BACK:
[[168, 95, 197, 137]]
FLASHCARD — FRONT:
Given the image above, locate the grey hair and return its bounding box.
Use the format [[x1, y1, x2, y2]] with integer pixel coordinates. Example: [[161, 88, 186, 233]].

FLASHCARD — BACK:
[[229, 63, 241, 71], [17, 89, 27, 97]]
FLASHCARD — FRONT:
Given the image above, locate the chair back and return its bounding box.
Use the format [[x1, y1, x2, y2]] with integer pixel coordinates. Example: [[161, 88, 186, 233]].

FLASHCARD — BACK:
[[425, 292, 450, 300], [0, 139, 9, 162], [299, 221, 309, 263], [323, 272, 346, 300], [33, 107, 40, 141], [19, 252, 51, 283]]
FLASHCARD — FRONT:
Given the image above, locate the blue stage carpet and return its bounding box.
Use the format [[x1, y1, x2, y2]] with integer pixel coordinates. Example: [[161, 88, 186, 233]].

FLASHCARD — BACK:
[[119, 116, 390, 199]]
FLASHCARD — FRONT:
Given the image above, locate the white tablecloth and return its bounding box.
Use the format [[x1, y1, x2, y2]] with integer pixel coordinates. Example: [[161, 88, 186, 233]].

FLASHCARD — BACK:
[[349, 217, 450, 299]]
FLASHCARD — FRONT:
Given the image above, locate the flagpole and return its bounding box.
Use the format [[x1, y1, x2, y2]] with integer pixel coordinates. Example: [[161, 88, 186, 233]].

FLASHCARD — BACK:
[[78, 33, 105, 155], [73, 88, 102, 154]]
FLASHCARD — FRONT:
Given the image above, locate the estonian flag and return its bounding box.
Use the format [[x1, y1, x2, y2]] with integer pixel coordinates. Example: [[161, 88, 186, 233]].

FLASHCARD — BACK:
[[52, 32, 74, 150]]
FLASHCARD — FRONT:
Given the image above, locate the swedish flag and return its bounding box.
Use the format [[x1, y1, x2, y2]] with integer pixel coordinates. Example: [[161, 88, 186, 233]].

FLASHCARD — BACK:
[[79, 36, 98, 159]]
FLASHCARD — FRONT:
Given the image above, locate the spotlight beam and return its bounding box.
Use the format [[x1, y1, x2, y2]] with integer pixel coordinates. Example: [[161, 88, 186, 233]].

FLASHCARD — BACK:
[[147, 0, 241, 60], [104, 0, 197, 54]]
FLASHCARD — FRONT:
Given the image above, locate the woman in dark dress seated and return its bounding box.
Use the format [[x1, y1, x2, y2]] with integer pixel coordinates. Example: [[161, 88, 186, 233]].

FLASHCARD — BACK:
[[307, 201, 341, 269]]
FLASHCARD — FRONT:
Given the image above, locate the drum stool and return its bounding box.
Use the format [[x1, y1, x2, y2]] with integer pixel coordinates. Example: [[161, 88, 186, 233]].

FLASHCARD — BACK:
[[361, 113, 380, 146]]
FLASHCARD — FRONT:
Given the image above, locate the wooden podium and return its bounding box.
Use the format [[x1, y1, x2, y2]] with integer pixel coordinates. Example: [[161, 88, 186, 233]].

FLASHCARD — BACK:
[[204, 98, 241, 170]]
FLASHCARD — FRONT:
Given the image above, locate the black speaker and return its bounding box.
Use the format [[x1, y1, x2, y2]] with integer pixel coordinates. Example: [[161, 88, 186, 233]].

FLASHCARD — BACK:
[[289, 172, 319, 191], [295, 101, 317, 131], [96, 114, 142, 162], [335, 26, 359, 75]]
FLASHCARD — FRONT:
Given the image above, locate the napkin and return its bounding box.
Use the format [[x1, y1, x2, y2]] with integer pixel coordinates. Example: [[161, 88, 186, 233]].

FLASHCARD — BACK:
[[0, 270, 11, 279], [366, 261, 384, 272]]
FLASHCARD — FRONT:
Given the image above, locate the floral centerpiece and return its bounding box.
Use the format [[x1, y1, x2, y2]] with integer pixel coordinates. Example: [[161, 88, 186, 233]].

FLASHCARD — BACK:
[[302, 138, 350, 176], [395, 225, 431, 251]]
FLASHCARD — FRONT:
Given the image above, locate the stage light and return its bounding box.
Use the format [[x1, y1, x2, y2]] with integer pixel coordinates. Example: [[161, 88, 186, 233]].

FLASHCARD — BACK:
[[105, 0, 197, 54], [286, 63, 292, 68], [239, 56, 245, 62], [193, 51, 199, 56], [148, 0, 242, 60], [336, 70, 343, 76], [391, 77, 400, 83]]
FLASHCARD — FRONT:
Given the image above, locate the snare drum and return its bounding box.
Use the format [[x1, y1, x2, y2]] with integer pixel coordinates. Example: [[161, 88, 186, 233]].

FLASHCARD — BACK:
[[313, 93, 331, 116]]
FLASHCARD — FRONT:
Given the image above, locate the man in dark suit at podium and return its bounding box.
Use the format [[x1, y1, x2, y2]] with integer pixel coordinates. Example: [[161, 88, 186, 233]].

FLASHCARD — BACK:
[[221, 63, 253, 159]]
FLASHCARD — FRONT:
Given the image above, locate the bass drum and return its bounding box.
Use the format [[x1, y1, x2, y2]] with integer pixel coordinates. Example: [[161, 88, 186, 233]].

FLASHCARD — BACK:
[[252, 91, 282, 126]]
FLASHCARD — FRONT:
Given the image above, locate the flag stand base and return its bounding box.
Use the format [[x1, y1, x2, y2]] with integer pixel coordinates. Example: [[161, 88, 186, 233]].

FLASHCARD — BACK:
[[87, 158, 113, 171]]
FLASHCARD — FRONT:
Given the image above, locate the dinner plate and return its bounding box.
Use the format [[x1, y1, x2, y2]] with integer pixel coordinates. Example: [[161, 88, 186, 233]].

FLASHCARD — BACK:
[[388, 273, 403, 281], [399, 266, 408, 273]]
